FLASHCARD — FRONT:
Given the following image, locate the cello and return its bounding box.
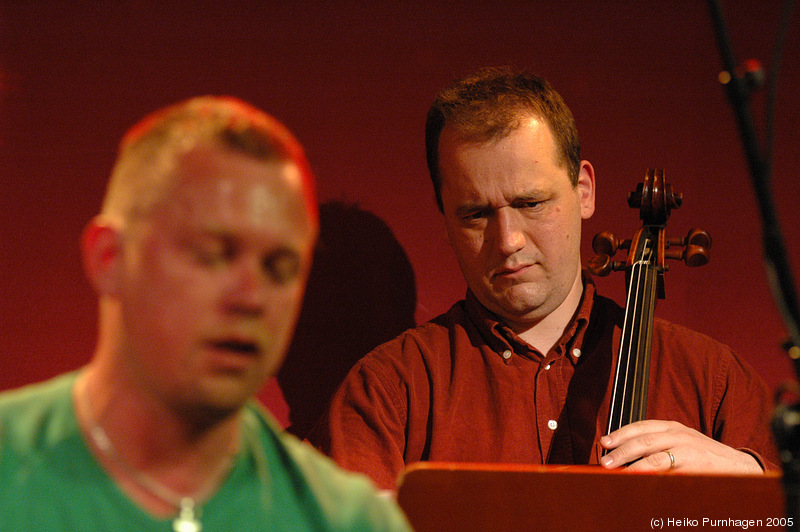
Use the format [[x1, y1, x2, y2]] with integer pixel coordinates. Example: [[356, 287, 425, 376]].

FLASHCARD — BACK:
[[588, 169, 712, 438]]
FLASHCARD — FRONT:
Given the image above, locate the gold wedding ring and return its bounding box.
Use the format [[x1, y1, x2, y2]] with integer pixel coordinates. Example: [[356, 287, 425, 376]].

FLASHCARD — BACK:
[[664, 449, 675, 470]]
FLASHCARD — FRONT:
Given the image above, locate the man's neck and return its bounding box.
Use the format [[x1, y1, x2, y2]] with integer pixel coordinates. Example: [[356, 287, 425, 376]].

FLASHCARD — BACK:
[[514, 273, 584, 354], [74, 362, 242, 516]]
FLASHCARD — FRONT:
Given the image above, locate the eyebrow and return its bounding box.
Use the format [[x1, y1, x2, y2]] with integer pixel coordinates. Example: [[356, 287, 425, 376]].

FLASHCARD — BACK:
[[453, 190, 545, 216], [454, 202, 489, 217]]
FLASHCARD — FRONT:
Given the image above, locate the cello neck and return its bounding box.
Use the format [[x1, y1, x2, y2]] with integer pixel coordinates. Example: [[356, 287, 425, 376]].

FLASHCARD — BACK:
[[606, 226, 661, 434]]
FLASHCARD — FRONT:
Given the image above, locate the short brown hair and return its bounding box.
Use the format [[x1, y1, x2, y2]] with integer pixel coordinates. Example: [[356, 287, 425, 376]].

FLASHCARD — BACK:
[[425, 67, 581, 212]]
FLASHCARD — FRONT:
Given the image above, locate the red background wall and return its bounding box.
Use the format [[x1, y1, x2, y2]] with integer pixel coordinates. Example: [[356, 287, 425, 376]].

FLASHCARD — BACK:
[[1, 2, 798, 433]]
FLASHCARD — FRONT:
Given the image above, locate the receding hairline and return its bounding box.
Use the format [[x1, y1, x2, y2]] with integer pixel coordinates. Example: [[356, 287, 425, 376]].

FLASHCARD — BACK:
[[440, 111, 560, 153], [425, 67, 582, 212]]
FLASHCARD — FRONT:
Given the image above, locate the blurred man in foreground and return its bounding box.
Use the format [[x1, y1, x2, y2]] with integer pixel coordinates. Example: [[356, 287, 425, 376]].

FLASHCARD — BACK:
[[0, 96, 410, 531]]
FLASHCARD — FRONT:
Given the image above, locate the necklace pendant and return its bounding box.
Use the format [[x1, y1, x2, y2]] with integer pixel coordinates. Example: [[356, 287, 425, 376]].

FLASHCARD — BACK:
[[172, 498, 202, 532]]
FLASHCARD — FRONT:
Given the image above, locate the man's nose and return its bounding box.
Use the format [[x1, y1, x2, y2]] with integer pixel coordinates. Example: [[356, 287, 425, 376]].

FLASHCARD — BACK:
[[224, 257, 268, 315], [493, 208, 526, 256]]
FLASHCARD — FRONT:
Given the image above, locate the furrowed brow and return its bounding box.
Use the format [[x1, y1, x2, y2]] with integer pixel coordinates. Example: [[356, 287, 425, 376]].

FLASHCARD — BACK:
[[454, 202, 490, 217]]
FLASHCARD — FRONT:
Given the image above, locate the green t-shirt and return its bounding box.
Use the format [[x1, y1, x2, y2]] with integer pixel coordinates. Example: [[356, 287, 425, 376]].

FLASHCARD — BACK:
[[0, 373, 410, 531]]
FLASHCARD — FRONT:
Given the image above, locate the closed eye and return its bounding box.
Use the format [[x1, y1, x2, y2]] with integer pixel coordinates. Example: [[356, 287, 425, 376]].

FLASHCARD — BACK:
[[456, 205, 491, 223], [187, 236, 237, 267], [462, 210, 487, 221], [263, 249, 302, 285]]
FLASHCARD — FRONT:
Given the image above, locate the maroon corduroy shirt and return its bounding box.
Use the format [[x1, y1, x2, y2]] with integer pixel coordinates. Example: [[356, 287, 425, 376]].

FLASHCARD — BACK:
[[310, 277, 779, 490]]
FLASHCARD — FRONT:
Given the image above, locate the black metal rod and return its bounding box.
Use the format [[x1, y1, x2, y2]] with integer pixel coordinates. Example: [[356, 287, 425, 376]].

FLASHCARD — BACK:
[[706, 0, 800, 368], [706, 2, 800, 530]]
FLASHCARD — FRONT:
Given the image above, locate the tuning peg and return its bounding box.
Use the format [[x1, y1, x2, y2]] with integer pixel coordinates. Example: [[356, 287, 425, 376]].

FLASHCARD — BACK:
[[592, 231, 627, 256], [686, 228, 712, 249], [664, 229, 712, 267], [684, 229, 711, 267], [587, 254, 625, 277]]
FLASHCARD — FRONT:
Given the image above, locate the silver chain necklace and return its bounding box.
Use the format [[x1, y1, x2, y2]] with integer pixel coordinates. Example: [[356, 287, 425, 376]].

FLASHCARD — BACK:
[[85, 407, 237, 532]]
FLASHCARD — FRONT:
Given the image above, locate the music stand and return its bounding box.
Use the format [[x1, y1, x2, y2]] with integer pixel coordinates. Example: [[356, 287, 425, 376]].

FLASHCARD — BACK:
[[397, 462, 786, 532]]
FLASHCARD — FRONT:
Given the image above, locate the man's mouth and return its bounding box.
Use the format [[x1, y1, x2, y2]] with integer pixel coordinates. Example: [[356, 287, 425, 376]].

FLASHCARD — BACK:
[[207, 339, 260, 356], [493, 263, 533, 280]]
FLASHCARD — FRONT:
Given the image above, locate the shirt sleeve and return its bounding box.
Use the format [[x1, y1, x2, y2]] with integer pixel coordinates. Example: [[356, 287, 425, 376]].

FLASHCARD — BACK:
[[274, 422, 413, 532], [712, 348, 780, 471], [309, 352, 410, 490]]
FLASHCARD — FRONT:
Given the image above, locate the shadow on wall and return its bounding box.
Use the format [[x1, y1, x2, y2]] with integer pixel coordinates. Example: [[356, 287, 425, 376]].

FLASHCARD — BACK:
[[274, 201, 417, 438]]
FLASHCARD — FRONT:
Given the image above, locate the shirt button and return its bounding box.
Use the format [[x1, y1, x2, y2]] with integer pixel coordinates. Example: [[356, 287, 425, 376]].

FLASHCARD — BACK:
[[502, 350, 512, 360], [572, 348, 582, 358], [544, 364, 551, 370], [548, 419, 558, 430]]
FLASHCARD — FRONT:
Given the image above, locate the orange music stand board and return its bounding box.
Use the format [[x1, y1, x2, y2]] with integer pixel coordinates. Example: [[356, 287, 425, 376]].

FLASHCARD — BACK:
[[396, 462, 788, 532]]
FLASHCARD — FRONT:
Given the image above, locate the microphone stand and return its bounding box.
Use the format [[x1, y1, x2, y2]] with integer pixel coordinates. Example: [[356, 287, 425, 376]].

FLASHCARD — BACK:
[[705, 1, 800, 530]]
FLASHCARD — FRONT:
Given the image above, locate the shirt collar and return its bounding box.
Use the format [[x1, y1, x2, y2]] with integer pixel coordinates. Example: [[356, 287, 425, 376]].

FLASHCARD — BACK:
[[464, 271, 597, 363]]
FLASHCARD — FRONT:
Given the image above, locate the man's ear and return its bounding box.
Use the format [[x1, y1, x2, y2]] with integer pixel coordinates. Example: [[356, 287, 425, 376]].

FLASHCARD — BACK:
[[81, 216, 123, 296], [577, 160, 596, 220]]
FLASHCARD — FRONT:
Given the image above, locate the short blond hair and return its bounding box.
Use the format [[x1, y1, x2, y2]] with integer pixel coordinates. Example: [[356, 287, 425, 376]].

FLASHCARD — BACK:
[[102, 96, 317, 225]]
